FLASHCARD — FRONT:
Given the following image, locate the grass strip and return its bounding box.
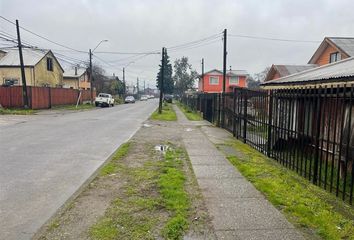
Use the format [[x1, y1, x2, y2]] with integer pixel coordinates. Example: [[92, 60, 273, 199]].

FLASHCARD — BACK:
[[99, 142, 131, 176], [90, 144, 190, 240], [159, 148, 190, 239], [176, 102, 202, 121], [0, 108, 36, 115], [51, 104, 95, 111], [150, 103, 177, 121], [224, 139, 354, 240]]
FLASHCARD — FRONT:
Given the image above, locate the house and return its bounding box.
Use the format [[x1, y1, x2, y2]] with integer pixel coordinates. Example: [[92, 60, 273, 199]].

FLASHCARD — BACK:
[[308, 37, 354, 66], [199, 69, 248, 93], [0, 48, 64, 87], [261, 57, 354, 89], [63, 67, 90, 90], [264, 64, 318, 82], [264, 37, 354, 83]]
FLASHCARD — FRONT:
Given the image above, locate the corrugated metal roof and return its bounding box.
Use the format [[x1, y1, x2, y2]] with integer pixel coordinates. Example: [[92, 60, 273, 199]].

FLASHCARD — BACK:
[[329, 37, 354, 56], [262, 57, 354, 86], [63, 67, 87, 78], [0, 48, 48, 66], [274, 64, 318, 77]]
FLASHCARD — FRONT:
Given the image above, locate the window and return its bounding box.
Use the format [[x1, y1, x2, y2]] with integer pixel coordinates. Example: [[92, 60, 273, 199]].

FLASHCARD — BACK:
[[330, 52, 341, 63], [209, 76, 219, 85], [4, 79, 19, 86], [47, 57, 53, 71], [229, 76, 239, 85]]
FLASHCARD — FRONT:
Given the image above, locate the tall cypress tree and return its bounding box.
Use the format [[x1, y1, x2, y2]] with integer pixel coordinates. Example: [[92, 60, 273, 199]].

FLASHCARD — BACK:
[[156, 49, 173, 94]]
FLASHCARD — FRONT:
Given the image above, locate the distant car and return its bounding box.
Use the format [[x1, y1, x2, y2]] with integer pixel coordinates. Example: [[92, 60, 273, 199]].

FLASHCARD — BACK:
[[148, 95, 154, 99], [95, 93, 114, 107], [140, 95, 148, 101], [164, 94, 173, 103], [124, 96, 135, 103]]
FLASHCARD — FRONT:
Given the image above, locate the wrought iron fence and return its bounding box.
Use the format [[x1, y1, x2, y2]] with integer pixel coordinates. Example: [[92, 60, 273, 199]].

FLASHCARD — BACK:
[[182, 85, 354, 205]]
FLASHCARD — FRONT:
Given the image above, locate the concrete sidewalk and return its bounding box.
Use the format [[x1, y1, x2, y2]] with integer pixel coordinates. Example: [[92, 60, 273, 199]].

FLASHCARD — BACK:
[[173, 105, 304, 240]]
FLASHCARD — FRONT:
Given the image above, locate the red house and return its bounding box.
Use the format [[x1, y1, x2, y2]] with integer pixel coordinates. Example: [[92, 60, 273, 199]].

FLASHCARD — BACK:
[[198, 69, 248, 93]]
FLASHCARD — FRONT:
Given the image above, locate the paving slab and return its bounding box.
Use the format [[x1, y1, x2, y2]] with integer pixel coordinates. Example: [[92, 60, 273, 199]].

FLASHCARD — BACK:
[[198, 178, 264, 199], [192, 164, 244, 179], [206, 198, 294, 230], [188, 155, 230, 166]]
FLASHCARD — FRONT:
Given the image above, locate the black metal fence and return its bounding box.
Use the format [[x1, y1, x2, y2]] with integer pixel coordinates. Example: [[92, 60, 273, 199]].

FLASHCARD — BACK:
[[181, 85, 354, 205]]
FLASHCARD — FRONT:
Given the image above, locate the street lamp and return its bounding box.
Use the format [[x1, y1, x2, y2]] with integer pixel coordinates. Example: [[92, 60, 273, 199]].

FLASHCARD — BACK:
[[90, 40, 108, 103]]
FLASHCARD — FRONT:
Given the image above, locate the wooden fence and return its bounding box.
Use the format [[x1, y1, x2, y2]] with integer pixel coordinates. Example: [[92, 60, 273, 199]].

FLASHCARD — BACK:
[[0, 86, 94, 109]]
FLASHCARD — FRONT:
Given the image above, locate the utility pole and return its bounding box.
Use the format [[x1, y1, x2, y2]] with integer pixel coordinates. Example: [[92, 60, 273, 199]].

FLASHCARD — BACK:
[[158, 47, 165, 114], [136, 77, 139, 98], [221, 28, 227, 127], [123, 67, 126, 95], [201, 58, 204, 92], [16, 20, 29, 109], [89, 49, 93, 104]]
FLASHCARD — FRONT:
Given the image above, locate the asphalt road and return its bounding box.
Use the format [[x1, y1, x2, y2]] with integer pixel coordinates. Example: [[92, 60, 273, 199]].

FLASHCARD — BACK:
[[0, 100, 158, 240]]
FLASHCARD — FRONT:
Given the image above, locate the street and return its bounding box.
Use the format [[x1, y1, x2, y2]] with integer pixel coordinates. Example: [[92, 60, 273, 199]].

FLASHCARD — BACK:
[[0, 100, 158, 240]]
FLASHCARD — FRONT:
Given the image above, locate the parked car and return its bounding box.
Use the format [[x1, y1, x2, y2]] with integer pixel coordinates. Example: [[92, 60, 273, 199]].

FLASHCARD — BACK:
[[164, 94, 173, 103], [95, 93, 114, 107], [124, 96, 135, 103], [140, 95, 148, 101]]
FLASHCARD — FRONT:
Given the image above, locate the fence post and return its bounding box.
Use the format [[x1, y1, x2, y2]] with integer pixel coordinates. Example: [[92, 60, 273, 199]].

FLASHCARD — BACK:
[[243, 90, 247, 143], [313, 86, 322, 184], [267, 90, 273, 157], [232, 88, 236, 137], [217, 94, 221, 127], [48, 87, 52, 109]]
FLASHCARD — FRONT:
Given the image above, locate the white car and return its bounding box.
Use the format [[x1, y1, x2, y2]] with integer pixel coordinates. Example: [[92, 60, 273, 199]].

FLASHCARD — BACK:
[[140, 95, 148, 101], [95, 93, 114, 107]]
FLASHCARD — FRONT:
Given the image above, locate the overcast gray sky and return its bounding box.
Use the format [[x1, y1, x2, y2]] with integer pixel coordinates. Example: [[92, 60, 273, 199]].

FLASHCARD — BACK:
[[1, 0, 353, 87]]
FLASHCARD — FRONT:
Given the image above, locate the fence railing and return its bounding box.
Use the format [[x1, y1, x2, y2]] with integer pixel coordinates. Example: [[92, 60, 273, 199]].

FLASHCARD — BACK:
[[181, 85, 354, 205], [0, 86, 94, 109]]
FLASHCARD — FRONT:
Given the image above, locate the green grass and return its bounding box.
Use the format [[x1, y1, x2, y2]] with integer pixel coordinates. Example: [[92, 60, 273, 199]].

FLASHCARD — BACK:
[[90, 144, 191, 240], [176, 102, 203, 121], [224, 139, 354, 240], [159, 149, 190, 239], [51, 103, 95, 111], [0, 108, 36, 115], [150, 103, 177, 121], [100, 142, 131, 176]]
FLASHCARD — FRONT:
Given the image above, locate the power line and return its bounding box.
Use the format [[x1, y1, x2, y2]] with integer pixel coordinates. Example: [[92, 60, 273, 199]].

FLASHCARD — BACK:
[[167, 32, 222, 50], [94, 50, 160, 55], [0, 15, 86, 52], [169, 38, 222, 53], [228, 33, 320, 43]]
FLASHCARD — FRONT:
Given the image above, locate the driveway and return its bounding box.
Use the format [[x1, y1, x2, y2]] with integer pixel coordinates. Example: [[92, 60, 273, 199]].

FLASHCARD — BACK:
[[0, 100, 158, 240]]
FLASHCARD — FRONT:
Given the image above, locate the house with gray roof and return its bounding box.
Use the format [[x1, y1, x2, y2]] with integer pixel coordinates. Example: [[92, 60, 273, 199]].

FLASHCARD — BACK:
[[0, 48, 64, 87], [63, 67, 90, 90], [198, 68, 249, 93], [308, 37, 354, 66], [264, 64, 318, 82], [261, 57, 354, 89]]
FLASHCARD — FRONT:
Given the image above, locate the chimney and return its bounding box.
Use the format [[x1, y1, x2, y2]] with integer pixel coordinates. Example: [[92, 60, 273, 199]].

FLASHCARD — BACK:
[[75, 67, 77, 75]]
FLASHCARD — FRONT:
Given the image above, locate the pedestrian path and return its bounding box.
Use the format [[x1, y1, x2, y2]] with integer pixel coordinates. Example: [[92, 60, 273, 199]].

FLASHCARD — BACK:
[[173, 105, 304, 240]]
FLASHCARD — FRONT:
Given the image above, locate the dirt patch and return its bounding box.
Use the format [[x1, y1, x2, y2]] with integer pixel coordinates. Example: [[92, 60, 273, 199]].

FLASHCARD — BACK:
[[35, 119, 214, 239]]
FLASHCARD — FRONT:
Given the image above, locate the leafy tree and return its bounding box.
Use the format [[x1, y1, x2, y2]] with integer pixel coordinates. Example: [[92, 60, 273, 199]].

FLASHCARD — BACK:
[[173, 56, 198, 95], [109, 77, 125, 95], [156, 50, 173, 94], [246, 75, 261, 89]]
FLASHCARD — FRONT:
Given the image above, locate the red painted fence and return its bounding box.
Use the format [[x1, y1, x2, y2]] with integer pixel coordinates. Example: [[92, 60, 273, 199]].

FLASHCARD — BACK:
[[0, 86, 95, 109]]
